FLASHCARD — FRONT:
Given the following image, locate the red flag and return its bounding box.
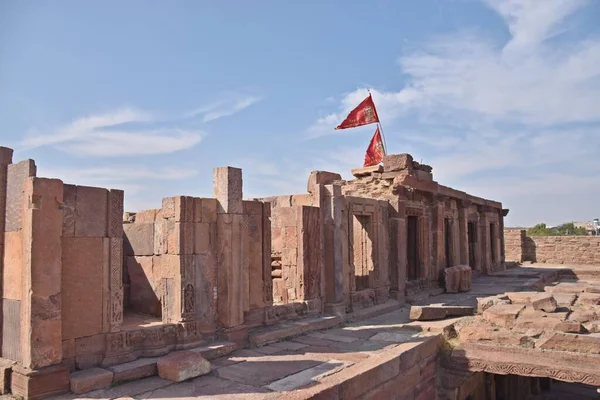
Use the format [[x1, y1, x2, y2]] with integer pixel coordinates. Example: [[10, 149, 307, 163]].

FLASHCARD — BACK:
[[335, 94, 380, 130], [363, 126, 385, 167]]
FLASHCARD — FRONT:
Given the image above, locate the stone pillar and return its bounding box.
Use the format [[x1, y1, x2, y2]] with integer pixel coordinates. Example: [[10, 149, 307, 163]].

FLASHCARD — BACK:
[[479, 207, 491, 273], [107, 190, 124, 333], [389, 217, 406, 302], [376, 201, 389, 301], [214, 167, 245, 328], [323, 184, 345, 315], [500, 209, 509, 267], [21, 177, 63, 369], [0, 147, 12, 351], [452, 214, 461, 267], [458, 201, 470, 266], [432, 197, 445, 281]]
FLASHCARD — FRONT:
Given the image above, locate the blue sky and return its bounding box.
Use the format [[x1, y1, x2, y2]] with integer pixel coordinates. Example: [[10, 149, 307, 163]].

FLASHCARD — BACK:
[[1, 0, 599, 227]]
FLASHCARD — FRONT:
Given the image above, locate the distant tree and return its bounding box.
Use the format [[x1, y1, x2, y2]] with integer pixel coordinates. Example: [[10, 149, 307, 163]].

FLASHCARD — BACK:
[[528, 222, 588, 236], [528, 223, 550, 236]]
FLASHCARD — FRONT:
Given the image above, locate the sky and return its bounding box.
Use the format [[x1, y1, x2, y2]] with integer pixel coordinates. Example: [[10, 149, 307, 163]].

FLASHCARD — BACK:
[[1, 0, 599, 227]]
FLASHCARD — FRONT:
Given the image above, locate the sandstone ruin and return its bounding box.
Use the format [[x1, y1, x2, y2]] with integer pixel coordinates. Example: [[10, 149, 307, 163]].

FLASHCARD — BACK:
[[0, 145, 598, 400]]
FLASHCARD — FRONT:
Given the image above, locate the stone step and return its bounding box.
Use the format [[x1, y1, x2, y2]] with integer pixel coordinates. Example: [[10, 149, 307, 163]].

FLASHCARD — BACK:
[[249, 315, 342, 347], [344, 300, 404, 323], [107, 341, 236, 385]]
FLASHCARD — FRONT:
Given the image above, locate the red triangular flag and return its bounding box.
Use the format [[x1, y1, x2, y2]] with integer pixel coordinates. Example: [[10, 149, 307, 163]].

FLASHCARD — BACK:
[[363, 126, 386, 167], [335, 94, 380, 130]]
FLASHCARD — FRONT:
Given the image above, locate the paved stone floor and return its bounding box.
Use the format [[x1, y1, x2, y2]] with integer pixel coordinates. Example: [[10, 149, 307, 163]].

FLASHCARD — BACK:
[[47, 264, 589, 400]]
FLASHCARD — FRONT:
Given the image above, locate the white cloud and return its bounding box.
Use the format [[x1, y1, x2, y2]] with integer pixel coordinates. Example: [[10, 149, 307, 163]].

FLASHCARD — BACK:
[[21, 108, 203, 157], [188, 94, 262, 123], [305, 0, 600, 226]]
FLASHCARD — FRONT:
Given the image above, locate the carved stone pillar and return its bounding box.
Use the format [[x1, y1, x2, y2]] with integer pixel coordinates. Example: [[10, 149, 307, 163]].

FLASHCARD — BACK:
[[323, 184, 345, 314], [479, 207, 491, 273], [214, 167, 245, 328], [431, 196, 445, 281], [458, 200, 470, 266], [0, 147, 12, 354]]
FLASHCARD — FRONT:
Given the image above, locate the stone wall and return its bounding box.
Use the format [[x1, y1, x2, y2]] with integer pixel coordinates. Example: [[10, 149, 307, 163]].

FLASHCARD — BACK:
[[504, 229, 600, 264], [504, 228, 525, 262]]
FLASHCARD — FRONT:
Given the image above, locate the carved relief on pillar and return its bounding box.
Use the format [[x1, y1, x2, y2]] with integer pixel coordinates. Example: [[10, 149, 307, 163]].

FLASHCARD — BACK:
[[180, 255, 195, 321]]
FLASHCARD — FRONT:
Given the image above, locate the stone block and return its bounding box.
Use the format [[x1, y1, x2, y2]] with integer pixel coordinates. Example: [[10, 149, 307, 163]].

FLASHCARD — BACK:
[[214, 167, 243, 214], [173, 196, 194, 222], [530, 293, 557, 312], [383, 153, 413, 172], [536, 332, 600, 354], [216, 214, 245, 328], [22, 178, 63, 369], [307, 171, 342, 193], [62, 184, 77, 237], [3, 231, 23, 300], [5, 159, 36, 232], [243, 200, 263, 215], [70, 367, 113, 394], [201, 198, 218, 223], [10, 364, 70, 400], [124, 222, 155, 256], [135, 209, 157, 222], [546, 282, 588, 293], [482, 304, 525, 327], [75, 185, 108, 237], [444, 265, 472, 293], [62, 237, 105, 340], [153, 221, 167, 254], [194, 222, 211, 254], [108, 357, 159, 383], [157, 351, 211, 382], [351, 165, 382, 177], [193, 198, 203, 222], [410, 305, 473, 321], [576, 293, 600, 306], [162, 197, 176, 219], [506, 291, 538, 304], [75, 334, 106, 370], [553, 293, 578, 307]]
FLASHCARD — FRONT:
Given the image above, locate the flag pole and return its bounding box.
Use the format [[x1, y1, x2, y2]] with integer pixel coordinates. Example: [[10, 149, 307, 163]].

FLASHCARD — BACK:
[[367, 88, 389, 156]]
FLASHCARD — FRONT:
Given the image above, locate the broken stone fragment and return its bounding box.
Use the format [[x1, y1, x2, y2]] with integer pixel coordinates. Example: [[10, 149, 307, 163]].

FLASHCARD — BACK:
[[409, 305, 473, 321], [476, 295, 510, 314], [157, 351, 211, 382], [482, 304, 525, 328], [530, 293, 558, 313]]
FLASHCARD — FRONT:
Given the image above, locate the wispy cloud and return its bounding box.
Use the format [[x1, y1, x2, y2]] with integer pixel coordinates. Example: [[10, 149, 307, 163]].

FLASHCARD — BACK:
[[22, 108, 203, 157], [305, 0, 600, 226], [187, 93, 262, 122]]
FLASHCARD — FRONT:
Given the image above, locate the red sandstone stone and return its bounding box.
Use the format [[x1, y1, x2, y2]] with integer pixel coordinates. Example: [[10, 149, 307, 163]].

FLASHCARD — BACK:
[[483, 304, 525, 327], [536, 332, 600, 354], [157, 351, 211, 382], [70, 367, 113, 394], [506, 291, 538, 304], [576, 293, 600, 306], [74, 185, 108, 237], [477, 295, 510, 314], [530, 293, 558, 312], [307, 171, 342, 193]]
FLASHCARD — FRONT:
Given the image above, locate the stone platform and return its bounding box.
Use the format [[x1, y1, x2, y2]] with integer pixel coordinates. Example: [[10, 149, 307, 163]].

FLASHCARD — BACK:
[[41, 265, 584, 400]]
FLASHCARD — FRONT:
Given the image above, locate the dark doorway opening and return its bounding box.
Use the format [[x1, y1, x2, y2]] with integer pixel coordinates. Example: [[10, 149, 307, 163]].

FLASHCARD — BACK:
[[444, 218, 452, 268], [407, 216, 419, 280], [468, 221, 477, 268]]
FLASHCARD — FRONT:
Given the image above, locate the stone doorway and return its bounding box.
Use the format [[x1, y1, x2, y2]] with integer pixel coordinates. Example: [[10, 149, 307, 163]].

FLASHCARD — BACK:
[[407, 215, 419, 280], [467, 221, 477, 268], [352, 214, 374, 292]]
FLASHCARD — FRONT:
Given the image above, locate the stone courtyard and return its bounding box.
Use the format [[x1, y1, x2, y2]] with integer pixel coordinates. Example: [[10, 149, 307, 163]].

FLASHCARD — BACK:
[[0, 145, 599, 400]]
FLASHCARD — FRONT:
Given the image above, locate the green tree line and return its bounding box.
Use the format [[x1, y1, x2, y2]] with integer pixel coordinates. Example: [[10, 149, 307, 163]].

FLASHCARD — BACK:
[[527, 222, 588, 236]]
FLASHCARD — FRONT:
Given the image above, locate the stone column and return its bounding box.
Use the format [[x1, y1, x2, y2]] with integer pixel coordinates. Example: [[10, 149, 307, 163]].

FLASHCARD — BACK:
[[432, 196, 445, 281], [452, 214, 461, 267], [376, 201, 390, 302], [479, 207, 491, 273], [21, 177, 63, 369], [458, 200, 470, 265], [323, 184, 345, 315], [214, 167, 245, 328], [501, 209, 509, 267], [389, 217, 406, 303], [0, 147, 12, 350]]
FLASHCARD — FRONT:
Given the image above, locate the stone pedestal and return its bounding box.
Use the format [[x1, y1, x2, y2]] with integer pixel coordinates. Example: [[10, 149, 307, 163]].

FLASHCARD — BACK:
[[11, 364, 70, 400]]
